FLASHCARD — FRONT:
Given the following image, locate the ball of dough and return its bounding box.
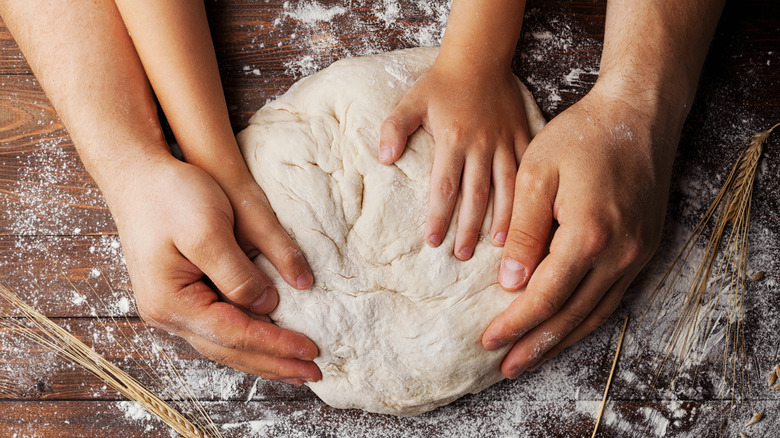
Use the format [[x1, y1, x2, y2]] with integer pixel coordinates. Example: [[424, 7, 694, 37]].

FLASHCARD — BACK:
[[238, 47, 546, 416]]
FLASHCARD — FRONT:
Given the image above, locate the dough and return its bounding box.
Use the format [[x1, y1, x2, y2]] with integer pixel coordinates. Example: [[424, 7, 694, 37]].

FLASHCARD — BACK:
[[238, 47, 546, 416]]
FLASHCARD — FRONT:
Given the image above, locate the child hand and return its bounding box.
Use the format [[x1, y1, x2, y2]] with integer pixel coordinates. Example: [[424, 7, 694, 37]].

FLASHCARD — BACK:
[[108, 156, 321, 384], [378, 57, 531, 260]]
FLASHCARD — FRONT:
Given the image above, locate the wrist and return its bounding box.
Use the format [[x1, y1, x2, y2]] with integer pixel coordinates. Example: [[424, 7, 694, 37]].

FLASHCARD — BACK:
[[591, 72, 692, 136], [90, 144, 178, 211], [437, 0, 526, 74], [584, 81, 687, 164], [432, 48, 515, 83]]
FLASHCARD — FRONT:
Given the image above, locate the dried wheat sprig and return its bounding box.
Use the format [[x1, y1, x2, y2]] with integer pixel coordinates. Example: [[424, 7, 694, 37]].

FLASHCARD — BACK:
[[636, 123, 777, 427], [0, 282, 220, 438], [591, 317, 629, 438], [77, 275, 218, 436]]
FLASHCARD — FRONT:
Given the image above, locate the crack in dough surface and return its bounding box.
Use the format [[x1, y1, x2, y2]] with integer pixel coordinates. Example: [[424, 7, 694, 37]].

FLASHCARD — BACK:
[[238, 47, 546, 416]]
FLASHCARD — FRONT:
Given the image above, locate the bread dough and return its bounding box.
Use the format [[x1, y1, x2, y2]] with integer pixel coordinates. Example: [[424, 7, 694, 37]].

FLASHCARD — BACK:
[[238, 47, 546, 416]]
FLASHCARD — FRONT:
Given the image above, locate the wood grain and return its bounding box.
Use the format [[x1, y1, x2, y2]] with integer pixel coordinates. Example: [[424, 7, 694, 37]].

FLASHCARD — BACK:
[[1, 0, 779, 436]]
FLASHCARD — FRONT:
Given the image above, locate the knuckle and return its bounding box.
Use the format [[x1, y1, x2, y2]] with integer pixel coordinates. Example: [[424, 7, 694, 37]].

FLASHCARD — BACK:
[[224, 274, 266, 305], [617, 239, 645, 270], [278, 244, 305, 269], [530, 294, 560, 322], [436, 178, 458, 202], [440, 127, 466, 146], [581, 225, 610, 256], [203, 348, 232, 366], [258, 372, 279, 381], [470, 183, 490, 207], [381, 116, 403, 134], [515, 164, 543, 192], [585, 313, 610, 333], [255, 324, 285, 356], [505, 227, 546, 253], [561, 308, 590, 330], [497, 171, 517, 190], [136, 301, 169, 329]]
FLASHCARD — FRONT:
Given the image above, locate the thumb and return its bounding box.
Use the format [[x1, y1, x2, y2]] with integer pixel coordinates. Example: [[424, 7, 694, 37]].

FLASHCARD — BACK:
[[378, 95, 424, 164], [182, 222, 279, 316], [499, 164, 558, 291]]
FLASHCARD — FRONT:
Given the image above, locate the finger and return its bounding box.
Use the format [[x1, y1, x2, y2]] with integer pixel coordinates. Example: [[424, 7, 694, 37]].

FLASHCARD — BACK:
[[378, 95, 424, 164], [178, 219, 278, 315], [498, 161, 558, 291], [243, 196, 314, 290], [513, 126, 531, 164], [489, 147, 517, 246], [453, 150, 492, 260], [498, 271, 624, 378], [185, 331, 322, 382], [541, 275, 635, 361], [174, 281, 319, 361], [483, 229, 594, 350], [425, 144, 465, 247]]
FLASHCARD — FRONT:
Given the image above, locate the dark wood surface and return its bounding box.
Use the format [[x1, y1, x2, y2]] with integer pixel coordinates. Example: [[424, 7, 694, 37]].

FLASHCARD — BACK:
[[1, 1, 779, 436]]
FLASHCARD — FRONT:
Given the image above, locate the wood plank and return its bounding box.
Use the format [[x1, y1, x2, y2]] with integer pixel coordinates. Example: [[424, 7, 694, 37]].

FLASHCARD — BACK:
[[3, 308, 779, 406], [1, 0, 779, 436], [0, 235, 129, 317], [0, 76, 113, 237], [0, 399, 778, 437]]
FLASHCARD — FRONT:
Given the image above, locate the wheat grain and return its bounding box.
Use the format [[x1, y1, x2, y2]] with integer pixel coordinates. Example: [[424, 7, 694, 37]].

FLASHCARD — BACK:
[[744, 412, 763, 427]]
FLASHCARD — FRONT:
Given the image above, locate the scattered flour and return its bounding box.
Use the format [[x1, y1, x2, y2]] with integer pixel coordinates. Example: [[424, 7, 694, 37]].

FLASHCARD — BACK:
[[283, 2, 347, 24], [3, 1, 778, 437]]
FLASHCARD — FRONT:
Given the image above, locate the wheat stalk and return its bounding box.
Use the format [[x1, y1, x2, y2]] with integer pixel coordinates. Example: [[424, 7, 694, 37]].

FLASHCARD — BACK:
[[591, 316, 629, 438], [0, 282, 222, 438], [637, 122, 777, 429]]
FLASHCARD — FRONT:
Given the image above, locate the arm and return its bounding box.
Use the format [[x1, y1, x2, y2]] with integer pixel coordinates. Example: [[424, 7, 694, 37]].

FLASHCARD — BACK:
[[482, 0, 726, 377], [112, 1, 314, 290], [379, 0, 528, 260], [0, 0, 320, 383]]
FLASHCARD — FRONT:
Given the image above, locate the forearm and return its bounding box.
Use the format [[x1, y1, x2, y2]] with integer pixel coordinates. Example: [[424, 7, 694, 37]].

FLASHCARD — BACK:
[[438, 0, 527, 73], [596, 0, 726, 124], [114, 0, 250, 189], [0, 0, 170, 200]]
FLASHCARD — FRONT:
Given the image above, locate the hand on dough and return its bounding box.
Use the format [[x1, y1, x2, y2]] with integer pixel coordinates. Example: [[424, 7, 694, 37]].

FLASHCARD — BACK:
[[378, 56, 531, 260], [481, 87, 680, 378], [111, 157, 321, 384]]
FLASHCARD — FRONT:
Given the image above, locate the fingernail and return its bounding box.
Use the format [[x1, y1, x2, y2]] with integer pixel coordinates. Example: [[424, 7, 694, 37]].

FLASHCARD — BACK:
[[379, 146, 393, 162], [428, 234, 443, 247], [484, 338, 508, 350], [304, 376, 319, 383], [508, 366, 525, 379], [499, 258, 527, 290], [457, 246, 473, 259], [250, 286, 274, 314], [282, 378, 304, 386], [493, 232, 507, 245], [296, 271, 313, 288]]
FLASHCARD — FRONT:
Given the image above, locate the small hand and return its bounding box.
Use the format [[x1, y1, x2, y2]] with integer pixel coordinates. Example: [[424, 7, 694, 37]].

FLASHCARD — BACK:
[[111, 156, 320, 384], [481, 86, 681, 378], [378, 58, 530, 260]]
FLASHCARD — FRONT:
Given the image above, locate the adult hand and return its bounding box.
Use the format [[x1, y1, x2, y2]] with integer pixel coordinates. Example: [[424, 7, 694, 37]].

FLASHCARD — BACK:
[[481, 85, 681, 378], [379, 56, 530, 260], [110, 155, 320, 385]]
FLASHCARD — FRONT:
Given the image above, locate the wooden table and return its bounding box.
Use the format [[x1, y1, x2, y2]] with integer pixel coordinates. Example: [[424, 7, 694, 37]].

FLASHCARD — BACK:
[[1, 1, 778, 436]]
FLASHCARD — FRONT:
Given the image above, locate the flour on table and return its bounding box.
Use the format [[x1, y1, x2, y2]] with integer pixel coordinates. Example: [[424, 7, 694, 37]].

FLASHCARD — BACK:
[[238, 47, 546, 416]]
